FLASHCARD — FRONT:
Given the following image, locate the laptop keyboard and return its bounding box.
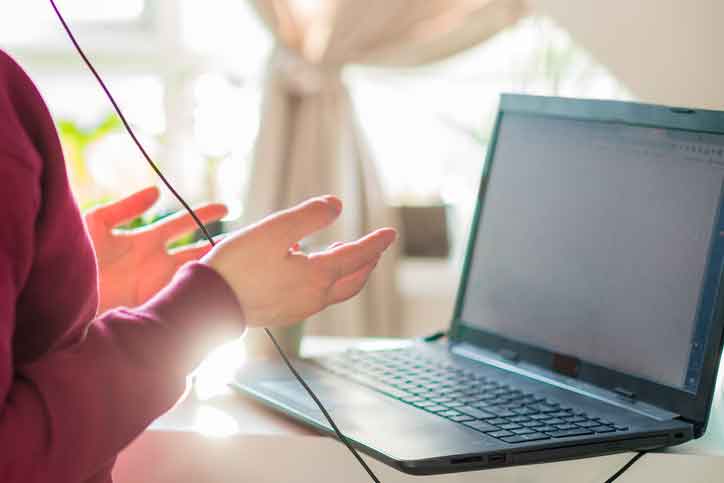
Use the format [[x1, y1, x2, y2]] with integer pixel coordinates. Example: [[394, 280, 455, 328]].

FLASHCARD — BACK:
[[311, 347, 629, 445]]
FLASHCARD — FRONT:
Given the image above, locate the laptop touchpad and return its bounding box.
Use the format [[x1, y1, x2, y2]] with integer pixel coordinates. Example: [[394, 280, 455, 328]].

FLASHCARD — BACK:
[[260, 379, 385, 410]]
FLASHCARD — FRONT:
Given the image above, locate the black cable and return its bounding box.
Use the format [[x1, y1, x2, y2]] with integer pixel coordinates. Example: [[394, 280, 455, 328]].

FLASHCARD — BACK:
[[265, 328, 381, 482], [604, 451, 646, 483], [421, 330, 447, 342], [47, 6, 649, 483], [48, 1, 214, 246], [48, 2, 381, 482]]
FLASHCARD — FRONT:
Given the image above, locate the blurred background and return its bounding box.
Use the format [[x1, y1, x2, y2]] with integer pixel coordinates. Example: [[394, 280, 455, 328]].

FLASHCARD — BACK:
[[4, 0, 722, 340]]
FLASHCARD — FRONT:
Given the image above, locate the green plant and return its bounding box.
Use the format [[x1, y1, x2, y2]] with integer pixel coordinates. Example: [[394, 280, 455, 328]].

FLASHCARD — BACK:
[[57, 112, 122, 208], [58, 113, 206, 249]]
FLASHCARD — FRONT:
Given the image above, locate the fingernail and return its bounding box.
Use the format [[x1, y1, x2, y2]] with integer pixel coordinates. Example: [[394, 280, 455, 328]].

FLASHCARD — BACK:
[[323, 195, 342, 214]]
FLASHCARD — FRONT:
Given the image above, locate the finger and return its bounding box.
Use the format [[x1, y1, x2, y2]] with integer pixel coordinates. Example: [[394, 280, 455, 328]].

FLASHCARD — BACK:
[[148, 203, 228, 241], [171, 244, 213, 263], [261, 196, 342, 250], [168, 233, 226, 262], [170, 243, 213, 263], [88, 186, 159, 228], [303, 241, 342, 254], [315, 228, 396, 278], [169, 232, 226, 253], [326, 259, 378, 305]]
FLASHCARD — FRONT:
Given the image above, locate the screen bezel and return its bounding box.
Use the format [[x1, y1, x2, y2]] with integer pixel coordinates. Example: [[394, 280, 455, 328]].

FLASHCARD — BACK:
[[450, 94, 724, 433]]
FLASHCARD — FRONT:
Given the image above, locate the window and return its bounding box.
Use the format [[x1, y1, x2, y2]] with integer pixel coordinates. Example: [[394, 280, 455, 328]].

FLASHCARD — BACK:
[[5, 6, 629, 247], [3, 0, 270, 219], [348, 15, 632, 258]]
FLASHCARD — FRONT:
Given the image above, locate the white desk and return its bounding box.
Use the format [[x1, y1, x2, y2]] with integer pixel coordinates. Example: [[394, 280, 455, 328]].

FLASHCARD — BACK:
[[113, 337, 724, 482]]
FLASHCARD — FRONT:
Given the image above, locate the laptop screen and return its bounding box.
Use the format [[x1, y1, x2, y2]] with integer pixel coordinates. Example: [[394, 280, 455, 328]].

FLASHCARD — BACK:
[[460, 111, 724, 393]]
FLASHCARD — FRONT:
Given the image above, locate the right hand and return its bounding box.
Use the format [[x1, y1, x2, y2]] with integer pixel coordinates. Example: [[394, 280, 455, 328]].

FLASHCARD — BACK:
[[202, 195, 397, 328]]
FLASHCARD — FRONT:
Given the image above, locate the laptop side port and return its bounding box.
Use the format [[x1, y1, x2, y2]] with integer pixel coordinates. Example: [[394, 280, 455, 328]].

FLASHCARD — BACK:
[[488, 453, 507, 466], [450, 455, 483, 465]]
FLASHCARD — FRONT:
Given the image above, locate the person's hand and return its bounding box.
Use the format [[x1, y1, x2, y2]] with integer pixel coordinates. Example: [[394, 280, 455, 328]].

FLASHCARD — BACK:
[[202, 195, 397, 328], [86, 186, 227, 313]]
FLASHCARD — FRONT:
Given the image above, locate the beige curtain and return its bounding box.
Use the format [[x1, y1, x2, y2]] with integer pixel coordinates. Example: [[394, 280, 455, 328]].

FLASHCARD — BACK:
[[244, 0, 527, 336]]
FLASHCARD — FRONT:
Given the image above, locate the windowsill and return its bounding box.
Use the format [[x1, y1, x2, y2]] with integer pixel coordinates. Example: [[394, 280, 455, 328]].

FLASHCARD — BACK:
[[398, 256, 459, 295], [397, 256, 461, 337]]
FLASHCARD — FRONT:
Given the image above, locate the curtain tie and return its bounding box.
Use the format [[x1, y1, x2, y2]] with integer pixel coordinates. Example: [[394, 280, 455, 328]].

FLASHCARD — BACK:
[[272, 48, 342, 96]]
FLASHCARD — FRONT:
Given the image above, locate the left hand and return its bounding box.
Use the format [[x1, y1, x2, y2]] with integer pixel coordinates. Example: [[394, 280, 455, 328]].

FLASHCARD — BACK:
[[202, 196, 396, 327], [85, 186, 227, 313]]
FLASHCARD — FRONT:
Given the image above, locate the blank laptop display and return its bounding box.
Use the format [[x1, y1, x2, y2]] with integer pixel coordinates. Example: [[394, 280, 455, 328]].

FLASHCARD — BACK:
[[461, 112, 724, 392]]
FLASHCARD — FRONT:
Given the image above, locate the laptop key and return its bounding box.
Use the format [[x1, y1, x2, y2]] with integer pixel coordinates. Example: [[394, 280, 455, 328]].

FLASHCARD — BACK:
[[425, 405, 449, 412], [489, 430, 515, 438], [463, 421, 500, 433], [414, 400, 436, 408], [567, 416, 588, 423], [488, 398, 511, 406], [487, 407, 517, 418], [440, 410, 462, 417], [528, 403, 558, 413], [500, 432, 551, 444], [505, 402, 524, 410], [546, 428, 594, 438], [511, 428, 535, 435], [590, 425, 615, 433], [509, 416, 531, 423], [530, 414, 550, 420], [577, 420, 600, 428], [543, 418, 566, 425], [512, 407, 538, 416], [549, 411, 573, 418], [522, 420, 544, 428], [488, 418, 508, 425], [499, 423, 522, 430], [409, 388, 431, 395], [450, 415, 476, 423], [458, 406, 496, 419]]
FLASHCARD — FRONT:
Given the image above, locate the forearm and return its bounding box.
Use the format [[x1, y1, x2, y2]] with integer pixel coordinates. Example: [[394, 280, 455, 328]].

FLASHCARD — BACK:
[[1, 263, 244, 483]]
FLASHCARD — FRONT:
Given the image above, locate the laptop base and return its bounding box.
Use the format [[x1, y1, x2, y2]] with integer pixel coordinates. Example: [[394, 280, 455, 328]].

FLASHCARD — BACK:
[[232, 343, 693, 475]]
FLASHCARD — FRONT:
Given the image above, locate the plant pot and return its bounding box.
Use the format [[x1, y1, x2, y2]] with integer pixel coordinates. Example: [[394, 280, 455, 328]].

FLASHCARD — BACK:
[[399, 204, 450, 258]]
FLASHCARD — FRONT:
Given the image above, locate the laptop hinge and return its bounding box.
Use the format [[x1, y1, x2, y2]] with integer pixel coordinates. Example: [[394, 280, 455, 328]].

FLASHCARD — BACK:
[[452, 342, 681, 422], [499, 348, 519, 363], [612, 387, 637, 401]]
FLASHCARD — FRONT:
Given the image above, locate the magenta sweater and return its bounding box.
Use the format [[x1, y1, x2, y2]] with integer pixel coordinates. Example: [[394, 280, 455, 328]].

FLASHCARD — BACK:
[[0, 51, 245, 482]]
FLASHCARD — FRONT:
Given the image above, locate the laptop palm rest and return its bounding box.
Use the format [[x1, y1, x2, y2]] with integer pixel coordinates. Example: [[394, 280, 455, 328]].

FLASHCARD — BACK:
[[239, 366, 502, 461]]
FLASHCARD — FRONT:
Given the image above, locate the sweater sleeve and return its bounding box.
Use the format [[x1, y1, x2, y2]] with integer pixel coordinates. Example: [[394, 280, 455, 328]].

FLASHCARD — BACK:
[[0, 157, 245, 482]]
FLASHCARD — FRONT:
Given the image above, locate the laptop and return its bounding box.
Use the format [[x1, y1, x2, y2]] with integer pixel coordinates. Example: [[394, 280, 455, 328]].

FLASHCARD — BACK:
[[232, 94, 724, 475]]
